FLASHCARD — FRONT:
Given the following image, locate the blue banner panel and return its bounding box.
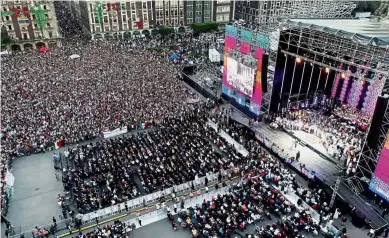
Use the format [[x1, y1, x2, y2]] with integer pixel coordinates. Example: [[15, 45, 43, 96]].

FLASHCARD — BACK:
[[241, 29, 253, 44], [255, 33, 270, 49]]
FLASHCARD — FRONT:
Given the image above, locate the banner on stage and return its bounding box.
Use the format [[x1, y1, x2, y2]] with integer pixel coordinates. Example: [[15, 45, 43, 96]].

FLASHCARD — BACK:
[[226, 57, 255, 97], [103, 126, 128, 138]]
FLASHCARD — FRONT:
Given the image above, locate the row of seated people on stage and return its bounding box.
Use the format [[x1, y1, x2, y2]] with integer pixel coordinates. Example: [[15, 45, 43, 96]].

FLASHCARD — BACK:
[[270, 106, 365, 163], [61, 105, 252, 215]]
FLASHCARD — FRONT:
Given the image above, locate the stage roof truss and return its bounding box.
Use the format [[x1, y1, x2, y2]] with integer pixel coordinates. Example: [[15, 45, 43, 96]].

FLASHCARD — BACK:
[[279, 27, 389, 77], [357, 93, 389, 180]]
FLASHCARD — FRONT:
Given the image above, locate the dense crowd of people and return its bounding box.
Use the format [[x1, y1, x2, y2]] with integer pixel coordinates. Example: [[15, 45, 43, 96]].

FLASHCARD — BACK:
[[62, 103, 249, 214], [168, 136, 336, 238]]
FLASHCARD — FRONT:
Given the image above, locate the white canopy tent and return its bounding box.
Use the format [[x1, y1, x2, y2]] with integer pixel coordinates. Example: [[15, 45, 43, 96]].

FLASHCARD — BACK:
[[208, 48, 221, 62], [70, 54, 80, 59]]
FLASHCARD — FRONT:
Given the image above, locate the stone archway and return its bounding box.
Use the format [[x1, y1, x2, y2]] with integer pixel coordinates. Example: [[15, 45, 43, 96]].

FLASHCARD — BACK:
[[94, 33, 103, 40], [36, 42, 46, 49], [178, 26, 186, 33], [113, 32, 120, 40], [133, 30, 141, 37], [142, 29, 150, 36], [1, 46, 7, 51], [48, 41, 57, 48], [104, 33, 113, 39], [24, 43, 33, 50], [11, 44, 21, 51], [151, 29, 158, 36], [123, 32, 131, 39]]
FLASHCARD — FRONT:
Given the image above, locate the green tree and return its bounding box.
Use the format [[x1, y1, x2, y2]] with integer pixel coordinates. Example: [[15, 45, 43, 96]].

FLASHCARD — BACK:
[[191, 22, 219, 34], [1, 26, 11, 45], [158, 27, 174, 36]]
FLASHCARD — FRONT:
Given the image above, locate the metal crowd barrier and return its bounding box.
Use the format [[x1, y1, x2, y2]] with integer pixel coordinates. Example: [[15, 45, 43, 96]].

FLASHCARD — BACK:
[[80, 171, 222, 225]]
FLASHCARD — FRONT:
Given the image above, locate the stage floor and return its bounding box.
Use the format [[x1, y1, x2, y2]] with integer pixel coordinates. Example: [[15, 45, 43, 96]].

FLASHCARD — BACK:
[[285, 130, 344, 166], [222, 105, 388, 230]]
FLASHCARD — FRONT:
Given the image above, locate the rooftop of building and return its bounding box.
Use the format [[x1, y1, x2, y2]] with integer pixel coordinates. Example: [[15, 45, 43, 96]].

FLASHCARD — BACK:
[[286, 18, 389, 48]]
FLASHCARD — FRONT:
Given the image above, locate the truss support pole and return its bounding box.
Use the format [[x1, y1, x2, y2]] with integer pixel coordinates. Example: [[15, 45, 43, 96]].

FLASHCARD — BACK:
[[330, 174, 343, 208]]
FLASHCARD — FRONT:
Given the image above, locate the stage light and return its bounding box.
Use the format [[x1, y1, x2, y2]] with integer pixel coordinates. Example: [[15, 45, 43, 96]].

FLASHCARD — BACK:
[[341, 73, 346, 78], [325, 67, 330, 73], [296, 57, 302, 63]]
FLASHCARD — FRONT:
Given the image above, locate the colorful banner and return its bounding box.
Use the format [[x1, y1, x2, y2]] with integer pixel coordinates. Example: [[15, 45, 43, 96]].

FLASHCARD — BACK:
[[348, 79, 364, 109], [240, 41, 251, 55], [255, 33, 269, 49], [241, 29, 253, 43], [225, 25, 238, 37], [370, 134, 389, 201], [361, 76, 385, 116], [339, 71, 350, 103], [225, 36, 237, 49]]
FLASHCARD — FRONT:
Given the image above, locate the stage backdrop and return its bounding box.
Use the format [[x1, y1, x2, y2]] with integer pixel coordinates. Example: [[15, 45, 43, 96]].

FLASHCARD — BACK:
[[369, 133, 389, 201], [222, 26, 269, 116]]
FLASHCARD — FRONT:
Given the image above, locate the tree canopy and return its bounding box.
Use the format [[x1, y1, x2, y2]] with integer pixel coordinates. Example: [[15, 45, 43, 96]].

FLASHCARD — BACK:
[[191, 22, 219, 34]]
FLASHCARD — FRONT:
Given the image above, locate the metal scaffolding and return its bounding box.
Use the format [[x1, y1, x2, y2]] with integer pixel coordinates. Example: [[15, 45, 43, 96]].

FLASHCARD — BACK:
[[276, 22, 389, 181]]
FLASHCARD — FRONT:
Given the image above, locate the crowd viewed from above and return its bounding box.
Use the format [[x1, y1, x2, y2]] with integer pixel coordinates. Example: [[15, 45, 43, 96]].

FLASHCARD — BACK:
[[2, 2, 389, 238]]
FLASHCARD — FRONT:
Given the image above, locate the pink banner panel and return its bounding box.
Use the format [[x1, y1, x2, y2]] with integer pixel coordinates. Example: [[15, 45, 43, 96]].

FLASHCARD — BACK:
[[255, 47, 264, 60], [225, 36, 237, 49], [222, 67, 233, 89], [240, 41, 251, 55]]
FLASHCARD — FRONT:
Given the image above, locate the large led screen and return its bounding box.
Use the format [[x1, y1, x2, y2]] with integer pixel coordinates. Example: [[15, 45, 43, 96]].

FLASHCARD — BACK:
[[226, 57, 256, 97], [369, 134, 389, 201]]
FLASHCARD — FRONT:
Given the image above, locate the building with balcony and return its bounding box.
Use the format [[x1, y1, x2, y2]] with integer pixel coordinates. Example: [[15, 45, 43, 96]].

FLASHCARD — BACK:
[[155, 0, 184, 27], [184, 0, 212, 24], [213, 0, 234, 23], [234, 0, 356, 33], [74, 0, 158, 40], [0, 1, 60, 51]]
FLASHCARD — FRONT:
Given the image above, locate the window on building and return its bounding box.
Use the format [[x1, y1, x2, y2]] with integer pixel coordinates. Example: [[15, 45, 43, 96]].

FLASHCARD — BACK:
[[3, 7, 7, 11], [123, 24, 127, 30], [7, 25, 12, 30], [104, 16, 108, 23], [104, 26, 109, 31], [187, 18, 193, 24], [196, 11, 201, 17], [131, 3, 135, 10], [95, 26, 101, 32], [113, 17, 117, 23], [32, 14, 36, 20], [196, 4, 202, 9], [195, 18, 201, 23], [143, 13, 148, 21], [47, 23, 51, 28], [43, 5, 47, 10], [165, 10, 169, 16], [142, 2, 147, 9], [187, 11, 193, 17], [204, 4, 210, 9], [132, 14, 136, 21], [5, 16, 9, 21], [23, 32, 28, 39], [44, 14, 48, 18], [34, 23, 38, 28], [122, 15, 126, 22], [48, 31, 53, 38]]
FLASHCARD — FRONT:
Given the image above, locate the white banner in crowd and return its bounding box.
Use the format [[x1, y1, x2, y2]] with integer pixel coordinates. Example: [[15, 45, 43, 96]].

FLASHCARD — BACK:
[[103, 127, 128, 138], [227, 57, 255, 97]]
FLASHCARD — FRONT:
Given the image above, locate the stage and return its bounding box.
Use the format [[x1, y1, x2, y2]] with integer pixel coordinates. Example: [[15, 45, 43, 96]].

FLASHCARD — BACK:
[[283, 129, 345, 167], [222, 104, 388, 230]]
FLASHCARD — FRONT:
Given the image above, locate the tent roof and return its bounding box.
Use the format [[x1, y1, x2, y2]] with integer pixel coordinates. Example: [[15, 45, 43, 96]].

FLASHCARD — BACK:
[[286, 19, 389, 48]]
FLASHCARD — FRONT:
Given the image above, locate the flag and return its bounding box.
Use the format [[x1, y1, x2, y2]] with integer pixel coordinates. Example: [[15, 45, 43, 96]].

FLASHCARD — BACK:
[[55, 139, 64, 149], [136, 21, 143, 29]]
